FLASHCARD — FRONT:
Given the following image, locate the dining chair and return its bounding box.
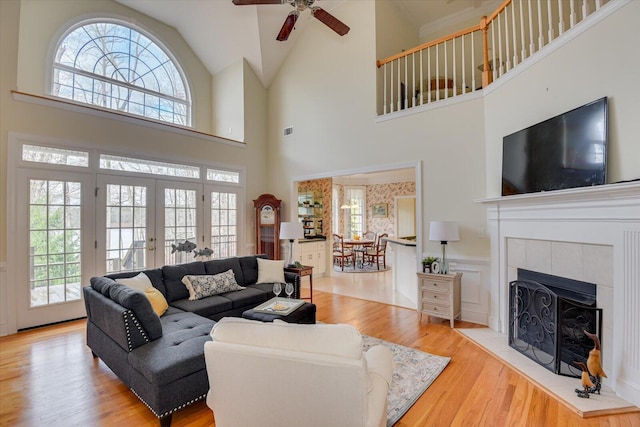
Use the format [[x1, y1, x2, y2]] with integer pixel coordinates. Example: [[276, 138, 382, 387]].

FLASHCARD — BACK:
[[363, 233, 388, 270], [332, 234, 354, 271], [361, 230, 376, 245]]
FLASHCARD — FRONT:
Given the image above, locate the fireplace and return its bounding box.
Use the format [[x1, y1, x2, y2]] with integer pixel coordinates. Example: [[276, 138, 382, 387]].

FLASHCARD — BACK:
[[508, 269, 602, 377], [480, 181, 640, 408]]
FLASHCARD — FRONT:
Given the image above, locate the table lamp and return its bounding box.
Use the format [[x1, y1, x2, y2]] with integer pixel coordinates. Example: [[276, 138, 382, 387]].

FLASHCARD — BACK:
[[429, 221, 459, 274], [279, 221, 304, 267]]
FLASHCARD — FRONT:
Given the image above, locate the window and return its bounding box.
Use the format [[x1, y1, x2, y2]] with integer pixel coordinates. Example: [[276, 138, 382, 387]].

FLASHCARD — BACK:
[[344, 186, 365, 238], [52, 20, 191, 126], [207, 168, 240, 184], [23, 144, 89, 167], [100, 154, 200, 179]]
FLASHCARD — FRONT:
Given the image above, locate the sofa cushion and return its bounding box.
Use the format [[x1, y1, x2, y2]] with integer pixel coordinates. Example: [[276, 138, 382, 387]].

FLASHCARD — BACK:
[[116, 272, 153, 292], [162, 262, 206, 302], [129, 311, 215, 387], [106, 269, 166, 296], [203, 257, 245, 286], [107, 282, 163, 341], [256, 258, 285, 284], [238, 254, 267, 285], [218, 286, 268, 309], [170, 295, 234, 319], [91, 276, 117, 296], [182, 270, 245, 300], [211, 317, 363, 360]]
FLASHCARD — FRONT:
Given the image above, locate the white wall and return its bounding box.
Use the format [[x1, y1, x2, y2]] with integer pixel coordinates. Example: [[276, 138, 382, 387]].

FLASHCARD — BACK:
[[483, 1, 640, 196], [267, 0, 489, 261], [213, 60, 245, 141]]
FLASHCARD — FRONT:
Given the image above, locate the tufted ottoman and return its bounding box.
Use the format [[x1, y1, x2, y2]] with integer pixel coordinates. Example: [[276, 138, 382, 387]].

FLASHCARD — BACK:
[[242, 302, 316, 324]]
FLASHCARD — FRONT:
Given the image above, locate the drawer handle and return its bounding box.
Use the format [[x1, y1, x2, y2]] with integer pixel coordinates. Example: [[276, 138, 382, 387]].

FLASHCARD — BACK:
[[433, 295, 437, 299], [432, 283, 438, 287]]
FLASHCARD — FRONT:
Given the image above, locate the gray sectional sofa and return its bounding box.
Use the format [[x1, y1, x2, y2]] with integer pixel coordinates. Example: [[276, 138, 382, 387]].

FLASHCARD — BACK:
[[83, 254, 300, 426]]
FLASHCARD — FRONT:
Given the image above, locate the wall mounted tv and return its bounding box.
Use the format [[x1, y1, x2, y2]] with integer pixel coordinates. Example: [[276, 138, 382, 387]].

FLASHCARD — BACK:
[[502, 97, 608, 196]]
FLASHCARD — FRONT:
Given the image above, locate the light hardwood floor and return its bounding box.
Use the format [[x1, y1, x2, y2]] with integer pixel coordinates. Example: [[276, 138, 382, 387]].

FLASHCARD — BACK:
[[1, 274, 639, 426]]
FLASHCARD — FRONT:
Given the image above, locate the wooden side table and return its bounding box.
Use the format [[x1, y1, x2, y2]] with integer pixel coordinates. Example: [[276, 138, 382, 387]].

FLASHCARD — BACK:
[[417, 272, 462, 328], [284, 265, 313, 303]]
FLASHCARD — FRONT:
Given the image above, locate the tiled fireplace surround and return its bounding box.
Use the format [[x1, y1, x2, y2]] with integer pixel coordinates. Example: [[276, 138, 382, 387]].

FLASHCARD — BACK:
[[482, 181, 640, 407]]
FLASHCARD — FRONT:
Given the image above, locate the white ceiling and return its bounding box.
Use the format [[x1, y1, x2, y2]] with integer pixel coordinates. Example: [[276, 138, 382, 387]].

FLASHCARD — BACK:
[[116, 0, 499, 87]]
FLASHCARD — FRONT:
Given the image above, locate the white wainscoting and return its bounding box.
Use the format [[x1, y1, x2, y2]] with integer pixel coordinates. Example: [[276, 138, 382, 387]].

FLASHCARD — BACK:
[[448, 256, 490, 326]]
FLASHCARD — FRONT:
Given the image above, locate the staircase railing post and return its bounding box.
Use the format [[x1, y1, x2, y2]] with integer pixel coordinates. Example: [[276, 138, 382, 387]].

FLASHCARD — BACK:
[[481, 16, 492, 88]]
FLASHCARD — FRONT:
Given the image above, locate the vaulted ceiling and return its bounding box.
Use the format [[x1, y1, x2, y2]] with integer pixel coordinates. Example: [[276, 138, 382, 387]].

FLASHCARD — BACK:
[[116, 0, 499, 87]]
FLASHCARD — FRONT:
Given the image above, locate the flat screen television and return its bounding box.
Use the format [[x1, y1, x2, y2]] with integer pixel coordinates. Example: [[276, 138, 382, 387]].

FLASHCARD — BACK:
[[502, 97, 608, 196]]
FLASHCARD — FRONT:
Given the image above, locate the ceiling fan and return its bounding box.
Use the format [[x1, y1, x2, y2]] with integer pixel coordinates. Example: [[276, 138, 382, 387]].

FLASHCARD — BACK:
[[232, 0, 350, 41]]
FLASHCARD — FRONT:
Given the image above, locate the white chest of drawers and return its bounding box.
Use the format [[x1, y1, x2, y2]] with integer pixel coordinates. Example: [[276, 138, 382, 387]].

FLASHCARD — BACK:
[[417, 272, 462, 328]]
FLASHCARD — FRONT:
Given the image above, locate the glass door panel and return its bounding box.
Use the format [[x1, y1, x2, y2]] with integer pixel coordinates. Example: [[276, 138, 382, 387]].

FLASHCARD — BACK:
[[157, 181, 202, 266], [207, 189, 239, 259], [28, 179, 83, 306], [96, 175, 155, 275]]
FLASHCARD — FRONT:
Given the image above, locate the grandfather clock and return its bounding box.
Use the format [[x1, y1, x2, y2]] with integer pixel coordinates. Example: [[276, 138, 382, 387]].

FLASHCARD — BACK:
[[253, 194, 281, 260]]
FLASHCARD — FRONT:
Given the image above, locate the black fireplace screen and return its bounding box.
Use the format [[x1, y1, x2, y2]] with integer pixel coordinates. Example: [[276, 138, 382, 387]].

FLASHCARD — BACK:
[[508, 278, 603, 377]]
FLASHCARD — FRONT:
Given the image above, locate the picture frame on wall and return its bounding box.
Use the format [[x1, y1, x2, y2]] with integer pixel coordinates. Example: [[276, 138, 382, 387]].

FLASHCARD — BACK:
[[372, 203, 388, 218]]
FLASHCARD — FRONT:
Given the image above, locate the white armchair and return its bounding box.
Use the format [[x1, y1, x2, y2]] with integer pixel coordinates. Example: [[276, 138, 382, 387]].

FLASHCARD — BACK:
[[204, 317, 394, 427]]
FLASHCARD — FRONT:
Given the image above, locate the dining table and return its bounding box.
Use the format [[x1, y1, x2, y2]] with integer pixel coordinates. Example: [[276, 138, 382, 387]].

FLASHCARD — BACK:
[[342, 239, 375, 268]]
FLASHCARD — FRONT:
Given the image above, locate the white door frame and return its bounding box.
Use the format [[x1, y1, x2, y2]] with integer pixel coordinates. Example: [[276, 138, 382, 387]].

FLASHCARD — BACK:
[[14, 168, 95, 330]]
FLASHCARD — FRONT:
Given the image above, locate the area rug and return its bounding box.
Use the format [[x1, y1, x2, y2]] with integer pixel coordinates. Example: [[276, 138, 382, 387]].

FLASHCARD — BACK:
[[334, 264, 390, 273], [362, 335, 450, 426]]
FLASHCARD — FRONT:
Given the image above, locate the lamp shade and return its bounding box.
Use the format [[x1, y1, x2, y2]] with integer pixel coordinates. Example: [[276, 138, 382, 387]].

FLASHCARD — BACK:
[[429, 221, 460, 243], [279, 221, 304, 240]]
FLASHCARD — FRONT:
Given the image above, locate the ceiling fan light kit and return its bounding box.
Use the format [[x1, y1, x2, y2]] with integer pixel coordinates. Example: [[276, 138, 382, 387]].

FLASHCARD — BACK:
[[232, 0, 350, 41]]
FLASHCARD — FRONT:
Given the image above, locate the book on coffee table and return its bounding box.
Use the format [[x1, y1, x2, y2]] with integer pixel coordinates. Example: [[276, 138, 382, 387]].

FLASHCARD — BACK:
[[253, 297, 305, 316]]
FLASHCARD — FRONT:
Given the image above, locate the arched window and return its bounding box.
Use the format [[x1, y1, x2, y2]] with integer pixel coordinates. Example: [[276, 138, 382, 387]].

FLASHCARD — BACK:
[[51, 20, 191, 126]]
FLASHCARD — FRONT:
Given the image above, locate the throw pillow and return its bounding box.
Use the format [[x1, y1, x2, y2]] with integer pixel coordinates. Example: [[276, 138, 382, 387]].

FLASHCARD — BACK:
[[256, 258, 285, 284], [115, 272, 153, 292], [145, 287, 169, 316], [181, 269, 245, 300]]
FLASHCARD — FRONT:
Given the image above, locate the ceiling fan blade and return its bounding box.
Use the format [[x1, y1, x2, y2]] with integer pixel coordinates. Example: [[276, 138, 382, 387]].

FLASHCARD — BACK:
[[232, 0, 284, 5], [276, 11, 299, 41], [311, 7, 350, 36]]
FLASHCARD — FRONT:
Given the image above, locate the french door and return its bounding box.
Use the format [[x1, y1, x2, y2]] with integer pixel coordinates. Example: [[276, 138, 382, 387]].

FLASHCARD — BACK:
[[96, 176, 241, 274], [96, 175, 156, 275], [96, 176, 203, 274], [15, 169, 94, 330]]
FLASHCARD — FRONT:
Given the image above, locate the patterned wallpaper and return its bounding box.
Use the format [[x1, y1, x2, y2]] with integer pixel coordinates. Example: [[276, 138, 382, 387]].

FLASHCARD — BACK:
[[298, 179, 416, 239], [365, 181, 416, 237]]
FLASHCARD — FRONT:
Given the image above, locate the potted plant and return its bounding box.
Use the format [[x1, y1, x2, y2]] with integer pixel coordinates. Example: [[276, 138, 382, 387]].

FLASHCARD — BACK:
[[422, 256, 439, 273]]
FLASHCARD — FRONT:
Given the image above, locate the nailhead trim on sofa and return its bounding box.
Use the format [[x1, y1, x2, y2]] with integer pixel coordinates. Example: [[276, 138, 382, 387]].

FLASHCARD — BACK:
[[124, 310, 150, 352], [131, 387, 207, 418]]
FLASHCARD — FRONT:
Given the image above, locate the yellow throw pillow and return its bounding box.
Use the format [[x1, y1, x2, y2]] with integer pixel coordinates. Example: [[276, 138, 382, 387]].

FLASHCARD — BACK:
[[144, 287, 168, 316]]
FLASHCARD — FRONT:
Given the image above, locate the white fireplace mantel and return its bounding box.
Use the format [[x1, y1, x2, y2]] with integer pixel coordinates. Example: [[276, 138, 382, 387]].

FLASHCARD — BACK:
[[478, 181, 640, 407]]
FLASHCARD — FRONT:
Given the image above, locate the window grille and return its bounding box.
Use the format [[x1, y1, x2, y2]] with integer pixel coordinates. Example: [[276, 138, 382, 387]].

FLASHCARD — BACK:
[[52, 20, 191, 126], [22, 144, 89, 167], [99, 154, 200, 179]]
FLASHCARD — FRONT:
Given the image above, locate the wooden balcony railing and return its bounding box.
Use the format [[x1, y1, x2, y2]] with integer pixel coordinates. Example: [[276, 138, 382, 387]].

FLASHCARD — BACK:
[[377, 0, 612, 116]]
